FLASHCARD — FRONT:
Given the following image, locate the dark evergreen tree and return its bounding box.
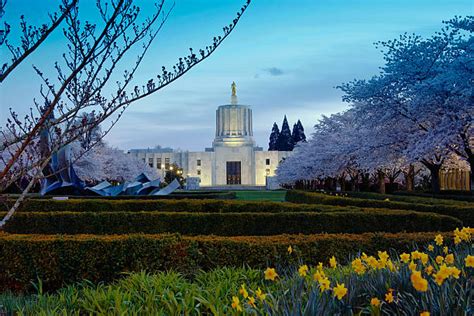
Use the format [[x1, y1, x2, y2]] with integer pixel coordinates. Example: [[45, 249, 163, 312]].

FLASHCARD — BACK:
[[277, 115, 294, 151], [292, 119, 306, 144], [268, 122, 280, 150]]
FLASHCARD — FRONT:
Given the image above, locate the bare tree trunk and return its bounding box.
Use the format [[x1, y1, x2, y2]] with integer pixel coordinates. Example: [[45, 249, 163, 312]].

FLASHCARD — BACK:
[[425, 163, 441, 194], [405, 164, 415, 192], [339, 177, 346, 192], [468, 156, 474, 192], [377, 170, 385, 194]]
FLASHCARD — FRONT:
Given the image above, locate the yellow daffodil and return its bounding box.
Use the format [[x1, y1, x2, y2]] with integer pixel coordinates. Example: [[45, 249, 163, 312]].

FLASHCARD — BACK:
[[370, 297, 381, 307], [443, 246, 449, 255], [366, 256, 378, 269], [264, 267, 278, 281], [425, 265, 434, 276], [231, 296, 243, 312], [420, 253, 429, 265], [247, 296, 256, 308], [445, 254, 454, 265], [435, 234, 443, 246], [333, 283, 347, 300], [409, 261, 417, 271], [387, 260, 396, 272], [459, 227, 472, 241], [317, 262, 323, 271], [454, 228, 469, 244], [287, 245, 293, 254], [465, 255, 474, 268], [329, 256, 337, 269], [298, 264, 309, 277], [319, 277, 330, 292], [433, 264, 451, 286], [385, 290, 394, 303], [361, 252, 368, 261], [410, 270, 428, 292], [420, 312, 430, 316], [378, 251, 389, 262], [448, 266, 461, 279], [427, 244, 434, 252], [255, 287, 266, 301], [435, 256, 444, 265], [454, 236, 461, 245], [313, 270, 326, 282], [433, 272, 445, 286], [239, 284, 248, 298], [351, 258, 366, 275], [400, 252, 410, 263], [411, 251, 422, 260], [438, 264, 451, 279]]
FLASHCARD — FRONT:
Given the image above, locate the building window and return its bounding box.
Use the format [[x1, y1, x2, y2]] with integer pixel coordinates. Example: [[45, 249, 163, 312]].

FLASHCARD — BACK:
[[266, 158, 270, 165], [197, 170, 201, 175], [266, 168, 271, 176], [148, 158, 153, 168], [157, 158, 162, 169], [197, 159, 201, 166], [165, 157, 170, 170]]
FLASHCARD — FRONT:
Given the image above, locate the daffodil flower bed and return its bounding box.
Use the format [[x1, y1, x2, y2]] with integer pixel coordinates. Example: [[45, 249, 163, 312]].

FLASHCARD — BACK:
[[230, 227, 473, 315], [0, 228, 472, 315]]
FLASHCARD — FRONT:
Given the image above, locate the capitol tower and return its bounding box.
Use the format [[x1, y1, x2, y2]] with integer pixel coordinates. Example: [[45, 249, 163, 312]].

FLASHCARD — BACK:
[[129, 82, 292, 187]]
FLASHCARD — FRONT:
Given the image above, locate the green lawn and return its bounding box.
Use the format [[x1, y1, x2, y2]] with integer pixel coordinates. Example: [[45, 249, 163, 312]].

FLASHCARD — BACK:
[[233, 190, 287, 202]]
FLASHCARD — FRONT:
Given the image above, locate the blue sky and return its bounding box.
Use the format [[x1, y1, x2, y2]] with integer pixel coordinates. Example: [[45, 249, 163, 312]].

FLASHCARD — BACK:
[[1, 0, 472, 151]]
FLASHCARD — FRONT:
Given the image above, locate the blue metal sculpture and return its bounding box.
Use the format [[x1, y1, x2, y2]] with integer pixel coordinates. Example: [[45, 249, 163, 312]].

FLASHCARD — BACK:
[[40, 147, 178, 196]]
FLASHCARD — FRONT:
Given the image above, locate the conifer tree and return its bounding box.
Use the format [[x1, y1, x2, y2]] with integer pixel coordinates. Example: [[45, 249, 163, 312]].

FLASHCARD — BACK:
[[292, 119, 306, 144], [277, 115, 294, 151], [268, 122, 280, 150]]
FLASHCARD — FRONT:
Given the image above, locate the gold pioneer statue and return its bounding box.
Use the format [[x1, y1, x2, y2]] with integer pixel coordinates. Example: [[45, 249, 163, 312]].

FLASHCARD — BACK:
[[231, 81, 237, 96]]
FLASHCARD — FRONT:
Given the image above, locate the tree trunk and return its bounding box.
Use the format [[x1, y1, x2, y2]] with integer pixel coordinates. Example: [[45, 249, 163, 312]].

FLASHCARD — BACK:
[[405, 165, 415, 192], [338, 178, 345, 192], [388, 177, 396, 194], [427, 164, 441, 194], [469, 156, 474, 192], [377, 170, 385, 194]]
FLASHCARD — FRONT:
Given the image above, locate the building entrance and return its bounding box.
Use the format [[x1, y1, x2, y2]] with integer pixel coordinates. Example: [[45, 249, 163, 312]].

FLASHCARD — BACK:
[[226, 161, 241, 185]]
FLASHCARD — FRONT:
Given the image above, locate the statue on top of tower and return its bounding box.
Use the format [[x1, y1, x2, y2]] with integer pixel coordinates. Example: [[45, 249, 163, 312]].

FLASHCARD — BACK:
[[230, 81, 238, 105], [231, 81, 237, 96]]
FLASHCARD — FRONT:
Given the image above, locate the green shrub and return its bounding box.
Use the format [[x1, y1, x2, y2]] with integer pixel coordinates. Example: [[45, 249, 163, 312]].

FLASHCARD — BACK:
[[11, 198, 366, 213], [324, 191, 471, 206], [286, 190, 474, 225], [3, 210, 460, 235], [38, 191, 238, 200], [394, 190, 474, 202], [0, 231, 445, 292]]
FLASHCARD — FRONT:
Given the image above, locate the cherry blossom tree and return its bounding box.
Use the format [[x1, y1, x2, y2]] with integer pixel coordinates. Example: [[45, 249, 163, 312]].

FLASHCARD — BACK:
[[278, 16, 472, 193], [73, 142, 157, 183], [339, 16, 473, 192]]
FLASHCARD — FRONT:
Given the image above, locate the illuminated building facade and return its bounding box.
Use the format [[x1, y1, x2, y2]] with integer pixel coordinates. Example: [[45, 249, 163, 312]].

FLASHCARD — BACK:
[[128, 83, 291, 187]]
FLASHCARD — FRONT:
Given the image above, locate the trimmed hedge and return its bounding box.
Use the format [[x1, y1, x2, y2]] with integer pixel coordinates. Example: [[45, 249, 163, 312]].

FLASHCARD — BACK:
[[11, 198, 367, 213], [0, 231, 446, 292], [323, 191, 471, 206], [3, 210, 461, 235], [287, 190, 474, 225], [40, 191, 237, 200], [394, 191, 474, 203]]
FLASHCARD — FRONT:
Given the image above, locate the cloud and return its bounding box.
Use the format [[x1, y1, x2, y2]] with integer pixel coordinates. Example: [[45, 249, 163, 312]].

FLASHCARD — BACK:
[[263, 67, 285, 76]]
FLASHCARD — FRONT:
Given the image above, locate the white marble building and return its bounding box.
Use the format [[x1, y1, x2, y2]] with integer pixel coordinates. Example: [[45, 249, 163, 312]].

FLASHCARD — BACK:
[[128, 83, 292, 187]]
